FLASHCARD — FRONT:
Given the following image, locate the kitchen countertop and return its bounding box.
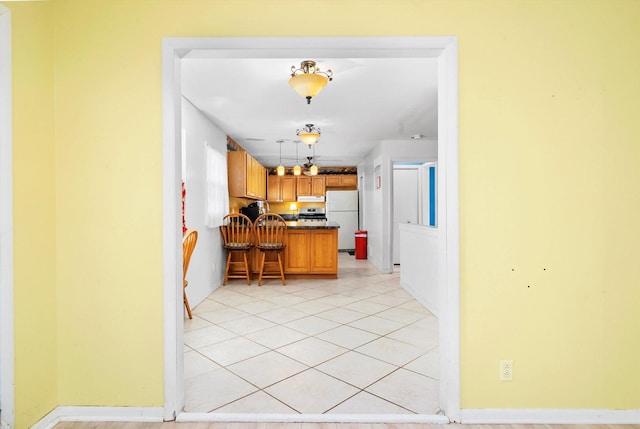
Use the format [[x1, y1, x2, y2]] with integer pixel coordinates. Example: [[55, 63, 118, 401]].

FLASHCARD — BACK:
[[285, 220, 340, 229]]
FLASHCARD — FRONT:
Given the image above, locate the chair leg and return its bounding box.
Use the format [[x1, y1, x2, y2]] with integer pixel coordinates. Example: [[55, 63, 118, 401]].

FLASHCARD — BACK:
[[183, 289, 193, 319], [277, 252, 286, 285], [258, 251, 266, 286], [243, 251, 251, 285], [223, 251, 232, 285]]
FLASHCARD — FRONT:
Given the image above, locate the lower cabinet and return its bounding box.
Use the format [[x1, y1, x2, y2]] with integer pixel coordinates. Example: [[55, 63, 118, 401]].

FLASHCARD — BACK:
[[230, 228, 338, 278], [284, 228, 338, 276]]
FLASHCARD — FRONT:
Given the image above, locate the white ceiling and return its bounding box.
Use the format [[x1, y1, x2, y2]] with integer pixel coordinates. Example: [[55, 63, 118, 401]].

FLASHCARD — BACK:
[[181, 56, 438, 168]]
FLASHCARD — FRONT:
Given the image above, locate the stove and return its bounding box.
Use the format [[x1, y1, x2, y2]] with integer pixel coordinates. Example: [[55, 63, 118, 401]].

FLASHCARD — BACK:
[[297, 207, 327, 221]]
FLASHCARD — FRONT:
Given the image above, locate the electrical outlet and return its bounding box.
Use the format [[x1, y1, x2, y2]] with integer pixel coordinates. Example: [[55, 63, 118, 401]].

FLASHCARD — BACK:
[[500, 360, 513, 381]]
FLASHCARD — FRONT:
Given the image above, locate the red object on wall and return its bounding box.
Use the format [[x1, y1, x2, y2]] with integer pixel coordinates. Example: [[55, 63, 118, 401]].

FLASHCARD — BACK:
[[355, 230, 367, 260], [182, 181, 187, 235]]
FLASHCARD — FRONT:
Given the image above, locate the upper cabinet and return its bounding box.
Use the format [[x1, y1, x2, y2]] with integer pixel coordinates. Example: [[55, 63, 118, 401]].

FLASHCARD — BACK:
[[325, 174, 357, 190], [227, 151, 266, 200], [267, 175, 297, 202], [297, 176, 326, 197]]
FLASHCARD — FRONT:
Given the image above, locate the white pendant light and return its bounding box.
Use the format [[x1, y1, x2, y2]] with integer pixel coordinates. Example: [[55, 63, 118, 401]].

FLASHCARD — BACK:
[[292, 141, 301, 176], [309, 145, 318, 176], [276, 140, 285, 176]]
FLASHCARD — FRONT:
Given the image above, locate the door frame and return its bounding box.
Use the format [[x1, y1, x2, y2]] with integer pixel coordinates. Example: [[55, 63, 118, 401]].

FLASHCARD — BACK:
[[0, 4, 15, 427], [162, 36, 460, 422]]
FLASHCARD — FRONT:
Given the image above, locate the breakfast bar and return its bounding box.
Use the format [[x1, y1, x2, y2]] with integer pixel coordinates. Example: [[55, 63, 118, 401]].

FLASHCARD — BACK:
[[283, 221, 339, 279]]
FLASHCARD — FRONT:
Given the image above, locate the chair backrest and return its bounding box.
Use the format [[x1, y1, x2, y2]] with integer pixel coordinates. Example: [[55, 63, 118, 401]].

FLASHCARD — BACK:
[[220, 213, 254, 246], [254, 213, 287, 247], [183, 229, 198, 279]]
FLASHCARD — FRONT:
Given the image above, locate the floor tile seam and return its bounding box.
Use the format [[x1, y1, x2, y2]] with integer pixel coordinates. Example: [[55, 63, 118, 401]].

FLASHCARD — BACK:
[[282, 344, 352, 370], [197, 336, 273, 367], [184, 331, 238, 351], [312, 353, 401, 391], [279, 321, 343, 337], [310, 328, 382, 351], [319, 389, 365, 414], [182, 366, 220, 383], [399, 362, 440, 381], [238, 307, 309, 326], [359, 370, 427, 414], [329, 385, 418, 416], [203, 386, 263, 414], [184, 324, 239, 343], [223, 355, 311, 393], [311, 311, 371, 326], [350, 345, 422, 368], [187, 344, 229, 364], [362, 309, 422, 329], [380, 329, 438, 351]]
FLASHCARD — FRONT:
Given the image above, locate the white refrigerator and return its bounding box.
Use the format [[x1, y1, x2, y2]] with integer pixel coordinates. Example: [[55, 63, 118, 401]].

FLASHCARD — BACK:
[[326, 190, 359, 251]]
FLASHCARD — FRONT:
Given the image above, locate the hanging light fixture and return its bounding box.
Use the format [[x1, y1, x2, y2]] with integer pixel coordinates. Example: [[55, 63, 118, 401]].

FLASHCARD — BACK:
[[276, 140, 285, 176], [292, 141, 302, 176], [310, 145, 318, 176], [296, 123, 321, 146], [289, 60, 333, 104]]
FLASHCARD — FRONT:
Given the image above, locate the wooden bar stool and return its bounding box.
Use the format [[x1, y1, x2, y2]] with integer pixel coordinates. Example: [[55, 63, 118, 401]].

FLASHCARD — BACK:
[[220, 213, 254, 285], [254, 213, 287, 286], [183, 229, 198, 319]]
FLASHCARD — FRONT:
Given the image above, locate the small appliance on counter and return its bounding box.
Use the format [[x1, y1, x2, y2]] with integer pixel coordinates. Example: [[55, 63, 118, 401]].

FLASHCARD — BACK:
[[240, 202, 260, 223], [297, 207, 327, 222]]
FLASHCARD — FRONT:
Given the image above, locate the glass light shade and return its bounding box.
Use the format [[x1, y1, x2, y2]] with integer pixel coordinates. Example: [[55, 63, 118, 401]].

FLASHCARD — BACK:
[[310, 165, 318, 176], [298, 132, 320, 146], [276, 164, 285, 176], [289, 73, 328, 102], [293, 164, 301, 176], [289, 203, 297, 211]]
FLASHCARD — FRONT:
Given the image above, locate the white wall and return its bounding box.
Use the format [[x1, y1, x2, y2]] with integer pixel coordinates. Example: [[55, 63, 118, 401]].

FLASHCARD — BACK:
[[399, 223, 442, 317], [181, 97, 228, 308], [359, 139, 437, 273]]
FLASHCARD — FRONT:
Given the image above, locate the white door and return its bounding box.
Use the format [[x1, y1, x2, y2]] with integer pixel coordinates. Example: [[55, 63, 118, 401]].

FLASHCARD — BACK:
[[392, 167, 420, 264]]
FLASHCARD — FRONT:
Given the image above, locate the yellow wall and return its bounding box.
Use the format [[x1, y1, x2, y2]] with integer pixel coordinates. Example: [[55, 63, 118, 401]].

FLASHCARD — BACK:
[[6, 0, 640, 427], [9, 2, 58, 426]]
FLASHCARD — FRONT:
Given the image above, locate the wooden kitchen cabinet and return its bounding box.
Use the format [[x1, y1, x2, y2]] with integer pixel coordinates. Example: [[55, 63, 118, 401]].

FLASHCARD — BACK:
[[308, 229, 339, 273], [283, 230, 310, 273], [325, 174, 357, 189], [284, 228, 338, 276], [227, 151, 266, 200], [297, 176, 326, 197], [267, 175, 297, 202]]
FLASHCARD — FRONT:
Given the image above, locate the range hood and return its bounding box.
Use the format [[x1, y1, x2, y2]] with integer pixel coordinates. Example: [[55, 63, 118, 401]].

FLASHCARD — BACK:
[[297, 195, 325, 203]]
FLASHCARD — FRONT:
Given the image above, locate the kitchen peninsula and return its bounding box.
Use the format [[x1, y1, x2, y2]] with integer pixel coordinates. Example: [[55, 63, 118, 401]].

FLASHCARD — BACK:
[[226, 144, 351, 280], [283, 220, 339, 279]]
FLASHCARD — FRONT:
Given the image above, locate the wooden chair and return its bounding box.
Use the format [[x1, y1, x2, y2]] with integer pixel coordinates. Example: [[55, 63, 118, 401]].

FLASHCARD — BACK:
[[183, 229, 198, 319], [220, 213, 254, 285], [254, 213, 287, 286]]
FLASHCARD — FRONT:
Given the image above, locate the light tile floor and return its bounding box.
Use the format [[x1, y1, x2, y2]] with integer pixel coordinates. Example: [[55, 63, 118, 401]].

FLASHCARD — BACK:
[[183, 253, 439, 415]]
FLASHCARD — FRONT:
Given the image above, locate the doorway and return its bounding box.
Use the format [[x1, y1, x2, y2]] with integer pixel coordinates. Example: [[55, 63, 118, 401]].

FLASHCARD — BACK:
[[392, 165, 421, 265], [0, 4, 14, 427], [162, 36, 460, 422]]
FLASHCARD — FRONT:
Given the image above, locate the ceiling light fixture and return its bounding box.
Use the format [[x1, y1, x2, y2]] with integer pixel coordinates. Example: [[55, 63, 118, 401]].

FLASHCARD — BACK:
[[292, 141, 301, 176], [310, 145, 318, 176], [289, 60, 333, 104], [296, 124, 321, 147], [276, 140, 285, 176]]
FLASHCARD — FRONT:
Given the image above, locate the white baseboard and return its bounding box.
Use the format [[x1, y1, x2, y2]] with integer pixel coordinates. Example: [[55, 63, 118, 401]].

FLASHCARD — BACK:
[[460, 408, 640, 424], [31, 406, 164, 429]]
